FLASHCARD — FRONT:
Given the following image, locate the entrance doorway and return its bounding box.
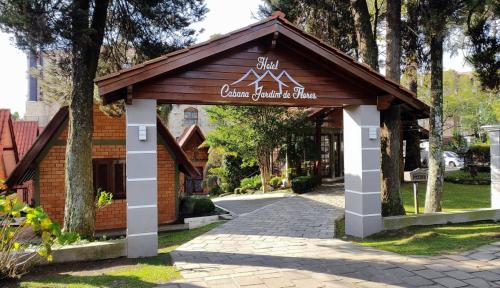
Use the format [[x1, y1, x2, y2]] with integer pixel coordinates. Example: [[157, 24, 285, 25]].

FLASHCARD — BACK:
[[319, 129, 344, 179], [321, 134, 331, 177], [95, 12, 429, 257]]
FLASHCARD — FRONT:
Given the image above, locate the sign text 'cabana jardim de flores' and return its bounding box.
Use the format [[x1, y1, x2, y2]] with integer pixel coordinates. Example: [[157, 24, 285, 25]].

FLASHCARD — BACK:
[[220, 57, 318, 102]]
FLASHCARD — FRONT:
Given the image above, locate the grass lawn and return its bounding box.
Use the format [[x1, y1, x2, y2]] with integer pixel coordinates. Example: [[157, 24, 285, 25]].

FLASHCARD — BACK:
[[401, 182, 490, 214], [352, 221, 500, 256], [11, 222, 223, 288]]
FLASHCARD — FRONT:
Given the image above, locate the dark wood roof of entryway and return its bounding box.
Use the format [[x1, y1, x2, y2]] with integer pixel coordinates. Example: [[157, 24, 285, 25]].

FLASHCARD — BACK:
[[96, 12, 428, 118]]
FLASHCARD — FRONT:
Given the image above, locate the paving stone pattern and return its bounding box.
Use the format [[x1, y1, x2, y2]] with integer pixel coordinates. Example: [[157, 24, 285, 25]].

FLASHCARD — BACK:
[[165, 186, 500, 288], [213, 193, 294, 216]]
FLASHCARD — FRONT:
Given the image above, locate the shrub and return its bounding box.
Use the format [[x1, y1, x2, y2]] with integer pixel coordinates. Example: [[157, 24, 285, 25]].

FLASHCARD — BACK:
[[291, 175, 320, 194], [444, 170, 491, 185], [0, 195, 77, 279], [466, 144, 490, 166], [193, 198, 215, 216], [234, 188, 243, 194], [179, 197, 196, 215], [180, 197, 215, 217], [208, 185, 222, 197], [269, 176, 282, 189], [224, 154, 260, 191], [240, 175, 262, 190]]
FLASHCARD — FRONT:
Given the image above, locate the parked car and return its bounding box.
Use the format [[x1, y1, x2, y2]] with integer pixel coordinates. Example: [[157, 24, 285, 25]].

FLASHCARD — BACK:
[[443, 151, 464, 168]]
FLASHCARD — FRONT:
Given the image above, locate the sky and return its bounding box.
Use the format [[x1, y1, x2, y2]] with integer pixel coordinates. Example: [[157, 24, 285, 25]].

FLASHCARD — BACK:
[[0, 0, 472, 117]]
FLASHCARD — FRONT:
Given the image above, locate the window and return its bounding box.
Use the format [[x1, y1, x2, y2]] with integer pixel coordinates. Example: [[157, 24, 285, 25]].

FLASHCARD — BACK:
[[184, 107, 198, 125], [93, 159, 126, 199], [185, 167, 204, 194]]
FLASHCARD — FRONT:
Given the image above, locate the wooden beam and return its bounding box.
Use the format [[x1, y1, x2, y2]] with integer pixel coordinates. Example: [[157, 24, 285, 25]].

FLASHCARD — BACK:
[[377, 94, 394, 110], [126, 85, 133, 105]]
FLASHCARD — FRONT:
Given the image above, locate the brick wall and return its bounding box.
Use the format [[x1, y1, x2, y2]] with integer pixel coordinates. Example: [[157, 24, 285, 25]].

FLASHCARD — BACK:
[[37, 106, 178, 231]]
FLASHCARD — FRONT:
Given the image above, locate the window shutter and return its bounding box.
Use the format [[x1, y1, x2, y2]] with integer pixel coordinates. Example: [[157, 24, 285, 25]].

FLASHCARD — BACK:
[[95, 162, 110, 193], [113, 160, 126, 199]]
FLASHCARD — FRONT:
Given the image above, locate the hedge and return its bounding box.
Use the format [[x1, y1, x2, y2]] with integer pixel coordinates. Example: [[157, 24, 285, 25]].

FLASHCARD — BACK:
[[291, 175, 320, 194], [180, 197, 215, 217]]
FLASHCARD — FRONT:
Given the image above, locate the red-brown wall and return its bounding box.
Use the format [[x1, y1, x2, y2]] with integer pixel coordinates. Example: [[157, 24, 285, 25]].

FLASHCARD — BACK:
[[179, 134, 208, 195], [37, 106, 178, 231]]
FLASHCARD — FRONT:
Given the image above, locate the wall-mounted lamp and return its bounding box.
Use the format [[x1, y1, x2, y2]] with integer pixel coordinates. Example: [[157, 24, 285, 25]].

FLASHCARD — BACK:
[[138, 125, 147, 141]]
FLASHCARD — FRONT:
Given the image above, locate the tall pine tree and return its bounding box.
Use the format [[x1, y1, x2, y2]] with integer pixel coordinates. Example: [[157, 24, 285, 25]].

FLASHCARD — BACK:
[[0, 0, 207, 237]]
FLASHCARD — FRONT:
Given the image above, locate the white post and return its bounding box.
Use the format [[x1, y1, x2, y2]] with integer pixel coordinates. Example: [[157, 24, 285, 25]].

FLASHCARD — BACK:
[[126, 99, 158, 258], [343, 105, 383, 237], [483, 125, 500, 209]]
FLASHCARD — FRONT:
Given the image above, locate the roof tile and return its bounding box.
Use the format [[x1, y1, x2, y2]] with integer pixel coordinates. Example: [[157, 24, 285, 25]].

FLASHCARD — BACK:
[[13, 121, 39, 159]]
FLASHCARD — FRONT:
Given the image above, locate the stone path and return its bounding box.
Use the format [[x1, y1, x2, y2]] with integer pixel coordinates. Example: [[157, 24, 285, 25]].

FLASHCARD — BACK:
[[166, 185, 500, 288], [213, 193, 294, 216]]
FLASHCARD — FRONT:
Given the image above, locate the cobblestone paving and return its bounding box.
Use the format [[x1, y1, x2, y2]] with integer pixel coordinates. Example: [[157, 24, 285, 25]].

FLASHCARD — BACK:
[[166, 185, 500, 288], [213, 193, 294, 216]]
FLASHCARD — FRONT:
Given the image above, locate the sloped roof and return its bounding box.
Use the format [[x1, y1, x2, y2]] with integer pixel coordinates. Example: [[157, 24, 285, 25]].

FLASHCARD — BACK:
[[178, 124, 206, 150], [0, 109, 19, 162], [95, 12, 428, 116], [0, 109, 10, 141], [13, 121, 39, 159], [6, 107, 199, 188]]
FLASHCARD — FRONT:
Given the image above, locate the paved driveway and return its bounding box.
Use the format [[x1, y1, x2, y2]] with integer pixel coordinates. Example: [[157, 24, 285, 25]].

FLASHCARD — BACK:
[[168, 186, 500, 288], [213, 193, 295, 216]]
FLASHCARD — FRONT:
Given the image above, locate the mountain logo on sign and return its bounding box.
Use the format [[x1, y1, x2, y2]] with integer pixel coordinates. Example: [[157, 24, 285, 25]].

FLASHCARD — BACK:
[[220, 58, 316, 101]]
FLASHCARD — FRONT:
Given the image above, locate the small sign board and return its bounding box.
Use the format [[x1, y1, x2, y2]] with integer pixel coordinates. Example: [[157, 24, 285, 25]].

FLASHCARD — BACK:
[[404, 168, 428, 183]]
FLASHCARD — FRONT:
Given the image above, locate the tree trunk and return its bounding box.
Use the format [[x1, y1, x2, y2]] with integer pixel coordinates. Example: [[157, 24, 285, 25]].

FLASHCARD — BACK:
[[381, 0, 405, 216], [385, 0, 401, 81], [258, 149, 271, 193], [424, 32, 445, 213], [63, 0, 109, 237], [404, 117, 421, 171], [403, 0, 421, 171], [350, 0, 379, 70], [381, 105, 405, 216]]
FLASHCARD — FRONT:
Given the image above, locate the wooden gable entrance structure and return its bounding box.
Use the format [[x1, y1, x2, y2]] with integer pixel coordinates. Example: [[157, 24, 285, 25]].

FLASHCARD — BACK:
[[96, 12, 429, 258]]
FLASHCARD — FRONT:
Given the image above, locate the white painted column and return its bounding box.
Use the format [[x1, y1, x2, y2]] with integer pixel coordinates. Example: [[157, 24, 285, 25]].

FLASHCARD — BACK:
[[343, 105, 383, 237], [126, 99, 158, 258], [484, 125, 500, 209]]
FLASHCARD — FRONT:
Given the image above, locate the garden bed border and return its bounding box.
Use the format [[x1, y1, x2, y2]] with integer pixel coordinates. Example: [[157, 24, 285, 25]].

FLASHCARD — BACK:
[[383, 208, 500, 230]]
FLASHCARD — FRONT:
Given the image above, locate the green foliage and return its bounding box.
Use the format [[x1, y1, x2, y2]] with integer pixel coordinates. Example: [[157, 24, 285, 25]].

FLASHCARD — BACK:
[[208, 185, 222, 197], [444, 131, 467, 152], [444, 170, 490, 184], [418, 70, 500, 138], [95, 190, 113, 210], [0, 196, 77, 279], [206, 106, 309, 190], [179, 197, 215, 217], [258, 0, 358, 56], [192, 198, 215, 216], [468, 143, 491, 164], [269, 176, 282, 189], [464, 1, 499, 91], [291, 175, 320, 194], [20, 223, 224, 287], [179, 197, 196, 216], [401, 182, 489, 214], [353, 221, 500, 256], [223, 154, 259, 193], [240, 175, 262, 191]]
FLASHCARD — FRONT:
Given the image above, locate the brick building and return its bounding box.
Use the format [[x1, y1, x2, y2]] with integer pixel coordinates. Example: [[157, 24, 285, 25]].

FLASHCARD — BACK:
[[178, 124, 209, 195], [6, 105, 199, 231], [0, 109, 18, 181]]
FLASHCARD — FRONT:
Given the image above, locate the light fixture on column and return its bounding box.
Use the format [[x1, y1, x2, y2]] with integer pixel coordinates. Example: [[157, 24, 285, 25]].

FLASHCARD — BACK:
[[138, 125, 147, 141], [369, 127, 378, 140]]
